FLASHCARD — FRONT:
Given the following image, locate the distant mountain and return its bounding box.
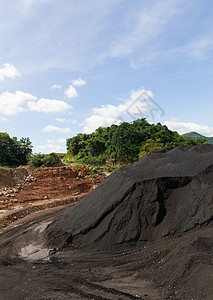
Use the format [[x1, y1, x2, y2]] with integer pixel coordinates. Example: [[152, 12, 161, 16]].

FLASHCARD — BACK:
[[183, 132, 213, 144]]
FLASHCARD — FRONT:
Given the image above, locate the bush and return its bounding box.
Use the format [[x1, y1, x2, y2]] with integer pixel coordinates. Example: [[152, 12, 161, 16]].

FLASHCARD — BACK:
[[139, 139, 167, 159], [28, 153, 62, 168], [63, 154, 76, 164], [28, 153, 44, 167], [80, 155, 106, 165]]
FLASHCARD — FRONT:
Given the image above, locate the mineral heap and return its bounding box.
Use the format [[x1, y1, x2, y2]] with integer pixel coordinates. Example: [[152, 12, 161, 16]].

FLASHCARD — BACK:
[[45, 144, 213, 251]]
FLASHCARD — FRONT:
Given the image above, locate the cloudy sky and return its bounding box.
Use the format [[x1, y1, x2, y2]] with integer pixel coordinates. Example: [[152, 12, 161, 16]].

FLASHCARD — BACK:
[[0, 0, 213, 153]]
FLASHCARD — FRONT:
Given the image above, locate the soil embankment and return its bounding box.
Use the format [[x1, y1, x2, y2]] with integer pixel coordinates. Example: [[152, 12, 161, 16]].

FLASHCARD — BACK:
[[0, 166, 105, 228], [0, 166, 31, 189]]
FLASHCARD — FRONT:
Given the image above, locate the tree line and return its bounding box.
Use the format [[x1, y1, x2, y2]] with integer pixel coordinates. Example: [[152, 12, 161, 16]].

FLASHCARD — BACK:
[[0, 119, 207, 168], [0, 132, 32, 167], [66, 118, 207, 165]]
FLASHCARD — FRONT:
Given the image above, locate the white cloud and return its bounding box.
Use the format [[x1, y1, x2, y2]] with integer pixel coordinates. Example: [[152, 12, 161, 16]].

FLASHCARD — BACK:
[[83, 88, 159, 133], [33, 145, 46, 152], [47, 137, 66, 144], [130, 89, 153, 101], [178, 35, 213, 60], [1, 0, 124, 74], [41, 125, 71, 133], [51, 84, 62, 90], [0, 91, 72, 116], [34, 137, 66, 153], [47, 138, 54, 143], [99, 0, 183, 61], [0, 63, 21, 82], [46, 143, 65, 153], [0, 117, 7, 121], [56, 118, 69, 123], [28, 98, 71, 113], [64, 85, 78, 99], [33, 143, 65, 153], [21, 0, 35, 10], [72, 78, 87, 87], [84, 114, 120, 133], [164, 120, 213, 137], [21, 0, 50, 12], [57, 138, 66, 143], [128, 33, 213, 68], [0, 91, 37, 115]]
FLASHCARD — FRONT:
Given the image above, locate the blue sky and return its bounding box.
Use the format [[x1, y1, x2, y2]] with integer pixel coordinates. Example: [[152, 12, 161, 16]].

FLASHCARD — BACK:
[[0, 0, 213, 153]]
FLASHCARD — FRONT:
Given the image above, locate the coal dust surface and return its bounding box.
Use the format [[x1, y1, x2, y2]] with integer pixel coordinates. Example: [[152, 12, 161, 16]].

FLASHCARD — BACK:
[[1, 145, 213, 300], [46, 144, 213, 251]]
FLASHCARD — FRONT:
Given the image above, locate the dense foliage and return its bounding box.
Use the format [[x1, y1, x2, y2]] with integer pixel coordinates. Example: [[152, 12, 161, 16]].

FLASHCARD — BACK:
[[183, 131, 213, 144], [66, 119, 206, 165], [28, 153, 62, 168], [0, 132, 32, 167]]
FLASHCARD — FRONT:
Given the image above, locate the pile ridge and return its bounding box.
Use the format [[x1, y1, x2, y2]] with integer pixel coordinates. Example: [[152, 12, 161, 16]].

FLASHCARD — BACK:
[[45, 144, 213, 251]]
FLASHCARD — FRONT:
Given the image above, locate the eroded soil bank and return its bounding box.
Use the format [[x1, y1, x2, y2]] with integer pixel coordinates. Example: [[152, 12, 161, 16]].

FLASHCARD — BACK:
[[0, 166, 105, 228]]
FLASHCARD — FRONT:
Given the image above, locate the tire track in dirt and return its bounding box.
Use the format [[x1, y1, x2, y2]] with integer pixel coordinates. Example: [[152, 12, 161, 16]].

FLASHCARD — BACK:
[[0, 206, 157, 300]]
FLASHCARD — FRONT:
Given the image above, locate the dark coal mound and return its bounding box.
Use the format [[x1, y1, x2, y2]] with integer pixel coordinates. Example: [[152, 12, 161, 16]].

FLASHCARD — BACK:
[[45, 145, 213, 251]]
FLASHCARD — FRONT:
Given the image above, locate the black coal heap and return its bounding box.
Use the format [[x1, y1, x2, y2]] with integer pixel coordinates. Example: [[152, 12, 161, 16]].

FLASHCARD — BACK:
[[45, 145, 213, 251]]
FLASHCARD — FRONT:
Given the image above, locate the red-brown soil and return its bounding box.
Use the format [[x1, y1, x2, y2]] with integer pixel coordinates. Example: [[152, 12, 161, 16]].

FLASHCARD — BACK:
[[0, 166, 105, 228]]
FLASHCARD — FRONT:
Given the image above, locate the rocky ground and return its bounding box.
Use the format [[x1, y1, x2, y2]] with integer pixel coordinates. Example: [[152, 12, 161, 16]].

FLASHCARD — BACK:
[[0, 165, 105, 228]]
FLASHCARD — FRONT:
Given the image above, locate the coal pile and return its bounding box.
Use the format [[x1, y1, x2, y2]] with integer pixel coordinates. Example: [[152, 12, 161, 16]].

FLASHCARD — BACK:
[[45, 144, 213, 251]]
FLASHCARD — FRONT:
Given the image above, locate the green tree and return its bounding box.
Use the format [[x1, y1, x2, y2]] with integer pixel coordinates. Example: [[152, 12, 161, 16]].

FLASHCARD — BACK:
[[28, 153, 62, 168], [65, 118, 206, 165], [0, 132, 32, 167], [15, 137, 33, 165], [139, 139, 167, 159]]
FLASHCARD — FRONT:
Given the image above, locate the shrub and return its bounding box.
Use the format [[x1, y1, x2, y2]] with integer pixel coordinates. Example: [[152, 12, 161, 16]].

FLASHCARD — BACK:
[[139, 139, 167, 159], [28, 153, 44, 167], [28, 153, 62, 168]]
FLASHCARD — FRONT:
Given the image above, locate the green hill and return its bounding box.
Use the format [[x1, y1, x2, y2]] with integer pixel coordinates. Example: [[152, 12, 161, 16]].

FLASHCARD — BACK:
[[183, 132, 213, 144], [66, 119, 206, 165]]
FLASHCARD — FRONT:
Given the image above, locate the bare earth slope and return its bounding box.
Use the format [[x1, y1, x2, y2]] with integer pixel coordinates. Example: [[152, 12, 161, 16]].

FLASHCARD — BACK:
[[0, 166, 31, 189], [0, 166, 105, 228]]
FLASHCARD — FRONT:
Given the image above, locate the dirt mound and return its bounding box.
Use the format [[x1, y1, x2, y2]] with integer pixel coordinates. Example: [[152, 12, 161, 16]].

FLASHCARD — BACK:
[[45, 144, 213, 251], [0, 166, 105, 228], [15, 167, 95, 203], [0, 166, 32, 189]]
